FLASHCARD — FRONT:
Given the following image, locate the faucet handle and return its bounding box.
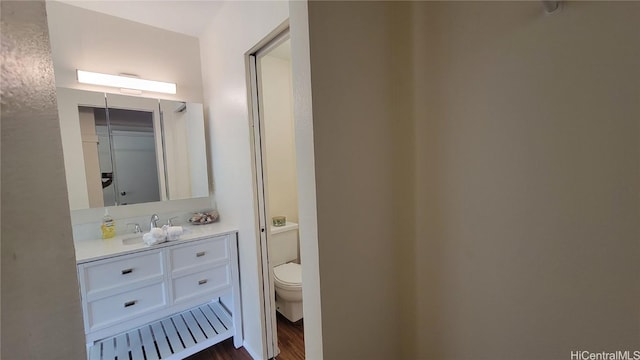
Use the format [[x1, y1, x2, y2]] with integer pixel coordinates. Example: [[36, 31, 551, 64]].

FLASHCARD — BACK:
[[126, 223, 142, 234], [167, 216, 178, 226]]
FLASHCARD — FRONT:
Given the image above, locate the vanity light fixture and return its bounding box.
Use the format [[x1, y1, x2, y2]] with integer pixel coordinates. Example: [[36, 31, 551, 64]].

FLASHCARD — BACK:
[[76, 70, 177, 94]]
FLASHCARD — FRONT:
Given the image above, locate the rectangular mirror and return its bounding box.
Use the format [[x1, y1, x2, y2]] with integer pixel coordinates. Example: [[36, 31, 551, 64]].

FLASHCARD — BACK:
[[81, 104, 161, 206], [159, 100, 209, 201], [56, 88, 209, 210]]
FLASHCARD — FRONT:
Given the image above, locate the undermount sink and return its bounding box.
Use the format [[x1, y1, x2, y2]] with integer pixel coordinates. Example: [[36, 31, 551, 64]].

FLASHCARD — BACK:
[[122, 234, 144, 246]]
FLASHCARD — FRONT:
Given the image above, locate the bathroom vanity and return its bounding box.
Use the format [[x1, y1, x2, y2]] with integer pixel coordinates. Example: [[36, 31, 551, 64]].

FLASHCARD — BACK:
[[74, 224, 242, 360]]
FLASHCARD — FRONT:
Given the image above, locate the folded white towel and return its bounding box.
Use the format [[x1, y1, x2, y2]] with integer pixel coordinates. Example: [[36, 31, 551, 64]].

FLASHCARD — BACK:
[[150, 227, 165, 238], [143, 227, 167, 246], [142, 232, 156, 246], [165, 226, 184, 241]]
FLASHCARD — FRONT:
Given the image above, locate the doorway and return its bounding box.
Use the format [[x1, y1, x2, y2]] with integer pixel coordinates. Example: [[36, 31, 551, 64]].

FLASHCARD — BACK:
[[249, 29, 306, 360]]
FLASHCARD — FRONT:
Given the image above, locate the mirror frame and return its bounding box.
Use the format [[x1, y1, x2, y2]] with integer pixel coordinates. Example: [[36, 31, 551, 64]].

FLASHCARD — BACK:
[[56, 87, 209, 210]]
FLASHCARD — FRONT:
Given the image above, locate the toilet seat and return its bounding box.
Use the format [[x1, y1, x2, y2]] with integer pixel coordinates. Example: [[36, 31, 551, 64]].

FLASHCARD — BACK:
[[273, 263, 302, 290]]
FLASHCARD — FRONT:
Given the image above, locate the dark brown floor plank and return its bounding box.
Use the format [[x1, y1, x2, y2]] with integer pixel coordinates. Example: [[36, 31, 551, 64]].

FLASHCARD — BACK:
[[185, 313, 305, 359], [185, 338, 252, 360], [275, 313, 305, 360]]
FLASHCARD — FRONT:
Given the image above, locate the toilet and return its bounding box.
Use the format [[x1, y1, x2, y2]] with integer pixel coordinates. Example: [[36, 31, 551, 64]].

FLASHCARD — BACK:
[[270, 222, 303, 322]]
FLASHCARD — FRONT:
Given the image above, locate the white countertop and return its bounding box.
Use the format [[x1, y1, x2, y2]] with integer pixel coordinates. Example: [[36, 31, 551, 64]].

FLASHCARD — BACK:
[[74, 223, 239, 264]]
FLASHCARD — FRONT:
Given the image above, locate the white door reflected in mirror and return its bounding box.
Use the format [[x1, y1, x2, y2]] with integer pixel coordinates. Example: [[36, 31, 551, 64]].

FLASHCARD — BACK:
[[80, 106, 161, 207]]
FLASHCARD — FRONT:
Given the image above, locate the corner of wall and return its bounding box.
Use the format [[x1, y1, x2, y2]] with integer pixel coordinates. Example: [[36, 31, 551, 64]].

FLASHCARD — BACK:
[[1, 1, 86, 358]]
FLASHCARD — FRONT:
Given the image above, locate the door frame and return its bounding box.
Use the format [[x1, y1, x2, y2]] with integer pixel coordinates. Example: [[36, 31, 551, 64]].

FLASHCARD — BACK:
[[246, 23, 291, 359]]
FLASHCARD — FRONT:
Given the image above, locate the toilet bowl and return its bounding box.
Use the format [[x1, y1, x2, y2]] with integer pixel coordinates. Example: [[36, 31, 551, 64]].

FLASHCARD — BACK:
[[273, 262, 303, 322], [270, 222, 303, 322]]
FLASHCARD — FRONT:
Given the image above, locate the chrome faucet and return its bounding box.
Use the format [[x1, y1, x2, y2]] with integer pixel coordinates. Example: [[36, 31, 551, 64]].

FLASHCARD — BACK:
[[150, 214, 159, 229]]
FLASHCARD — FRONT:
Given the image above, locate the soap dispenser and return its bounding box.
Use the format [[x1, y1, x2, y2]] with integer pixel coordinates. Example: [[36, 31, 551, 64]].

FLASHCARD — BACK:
[[101, 208, 116, 239]]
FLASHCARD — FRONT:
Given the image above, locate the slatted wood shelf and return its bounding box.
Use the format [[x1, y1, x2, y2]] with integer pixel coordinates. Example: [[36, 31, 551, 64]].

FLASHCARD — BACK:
[[89, 301, 233, 360]]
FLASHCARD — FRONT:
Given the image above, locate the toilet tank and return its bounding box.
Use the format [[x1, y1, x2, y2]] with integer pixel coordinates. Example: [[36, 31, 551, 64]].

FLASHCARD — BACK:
[[269, 222, 299, 267]]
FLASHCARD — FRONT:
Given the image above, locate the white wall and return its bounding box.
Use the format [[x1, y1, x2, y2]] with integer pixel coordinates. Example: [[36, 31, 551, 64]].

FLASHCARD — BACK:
[[46, 1, 203, 103], [261, 54, 299, 223], [412, 2, 640, 358], [306, 3, 407, 358], [198, 2, 289, 358], [306, 1, 640, 359]]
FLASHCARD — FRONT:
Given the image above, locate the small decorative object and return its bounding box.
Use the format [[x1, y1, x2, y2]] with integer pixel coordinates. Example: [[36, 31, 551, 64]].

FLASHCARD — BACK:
[[272, 216, 286, 227], [189, 210, 219, 225]]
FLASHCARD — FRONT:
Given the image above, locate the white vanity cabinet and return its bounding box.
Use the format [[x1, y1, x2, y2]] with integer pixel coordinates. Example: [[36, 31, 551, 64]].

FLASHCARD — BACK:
[[76, 230, 242, 360]]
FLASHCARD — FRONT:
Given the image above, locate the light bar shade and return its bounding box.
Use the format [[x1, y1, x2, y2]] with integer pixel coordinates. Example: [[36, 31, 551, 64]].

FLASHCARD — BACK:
[[77, 70, 176, 94]]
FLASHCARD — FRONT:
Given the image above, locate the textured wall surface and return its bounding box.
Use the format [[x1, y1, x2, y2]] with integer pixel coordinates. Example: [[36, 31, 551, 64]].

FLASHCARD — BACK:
[[1, 1, 86, 358]]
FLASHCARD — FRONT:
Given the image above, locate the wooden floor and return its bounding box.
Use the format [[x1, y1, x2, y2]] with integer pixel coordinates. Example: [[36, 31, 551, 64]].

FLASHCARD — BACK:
[[185, 338, 252, 360], [275, 313, 305, 360], [186, 313, 305, 360]]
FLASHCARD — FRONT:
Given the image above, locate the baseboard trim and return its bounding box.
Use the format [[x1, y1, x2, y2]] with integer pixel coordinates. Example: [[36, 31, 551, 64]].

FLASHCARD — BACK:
[[243, 340, 262, 360]]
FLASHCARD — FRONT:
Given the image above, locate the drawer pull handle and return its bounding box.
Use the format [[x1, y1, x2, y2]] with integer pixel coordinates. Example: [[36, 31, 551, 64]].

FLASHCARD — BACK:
[[198, 279, 208, 285], [196, 251, 206, 257], [121, 268, 133, 275], [124, 300, 137, 308]]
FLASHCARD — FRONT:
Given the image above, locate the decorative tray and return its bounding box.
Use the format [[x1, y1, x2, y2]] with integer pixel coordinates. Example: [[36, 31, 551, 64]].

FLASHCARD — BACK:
[[189, 210, 219, 225]]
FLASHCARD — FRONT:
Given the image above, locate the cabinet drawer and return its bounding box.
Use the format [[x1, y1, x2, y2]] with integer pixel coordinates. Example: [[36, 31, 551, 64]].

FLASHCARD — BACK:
[[87, 282, 166, 330], [81, 251, 164, 294], [172, 264, 230, 303], [170, 236, 228, 273]]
